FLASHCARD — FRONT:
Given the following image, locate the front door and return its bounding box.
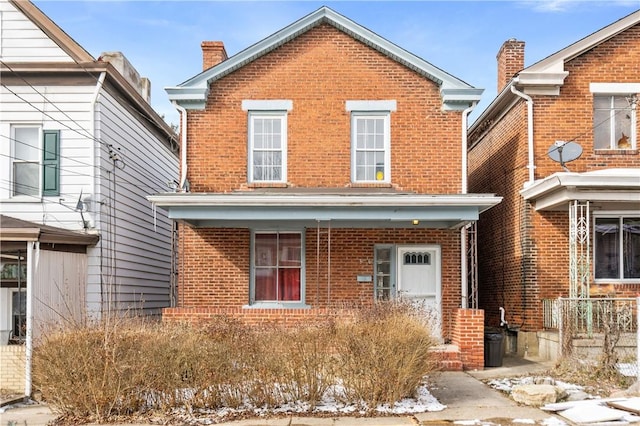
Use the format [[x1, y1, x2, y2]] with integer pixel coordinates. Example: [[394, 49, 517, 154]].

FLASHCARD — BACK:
[[397, 245, 441, 340]]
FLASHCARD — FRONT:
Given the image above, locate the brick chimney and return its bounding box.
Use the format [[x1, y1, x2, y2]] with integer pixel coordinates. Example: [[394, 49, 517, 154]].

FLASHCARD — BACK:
[[497, 39, 525, 92], [202, 41, 228, 70]]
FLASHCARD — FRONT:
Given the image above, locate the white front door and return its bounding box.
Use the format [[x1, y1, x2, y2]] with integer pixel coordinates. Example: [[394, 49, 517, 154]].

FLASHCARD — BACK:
[[397, 245, 441, 340]]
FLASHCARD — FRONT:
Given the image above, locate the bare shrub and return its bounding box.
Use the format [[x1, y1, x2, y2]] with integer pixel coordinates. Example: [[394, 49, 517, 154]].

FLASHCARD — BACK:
[[33, 304, 439, 422], [334, 301, 438, 408]]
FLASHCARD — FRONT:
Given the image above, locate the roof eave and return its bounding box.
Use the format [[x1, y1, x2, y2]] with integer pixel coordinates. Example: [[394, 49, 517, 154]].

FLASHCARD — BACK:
[[168, 6, 481, 110]]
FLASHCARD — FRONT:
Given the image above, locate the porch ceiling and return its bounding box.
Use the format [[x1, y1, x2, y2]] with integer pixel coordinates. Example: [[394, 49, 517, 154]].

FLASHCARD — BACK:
[[147, 191, 502, 229], [520, 169, 640, 211]]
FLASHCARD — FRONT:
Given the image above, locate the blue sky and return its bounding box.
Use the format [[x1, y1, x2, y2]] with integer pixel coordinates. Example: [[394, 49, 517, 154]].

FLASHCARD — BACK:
[[33, 1, 639, 125]]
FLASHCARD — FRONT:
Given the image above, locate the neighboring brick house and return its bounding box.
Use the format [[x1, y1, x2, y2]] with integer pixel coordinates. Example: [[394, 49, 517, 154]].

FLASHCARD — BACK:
[[149, 7, 500, 367], [468, 11, 640, 357]]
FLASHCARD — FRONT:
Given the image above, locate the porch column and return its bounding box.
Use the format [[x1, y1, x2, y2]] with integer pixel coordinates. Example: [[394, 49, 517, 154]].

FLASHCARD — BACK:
[[569, 200, 590, 298], [24, 241, 39, 397]]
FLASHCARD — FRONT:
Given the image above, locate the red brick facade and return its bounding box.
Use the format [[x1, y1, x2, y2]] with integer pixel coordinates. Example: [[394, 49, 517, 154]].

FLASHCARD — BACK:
[[162, 12, 489, 368], [469, 23, 640, 331]]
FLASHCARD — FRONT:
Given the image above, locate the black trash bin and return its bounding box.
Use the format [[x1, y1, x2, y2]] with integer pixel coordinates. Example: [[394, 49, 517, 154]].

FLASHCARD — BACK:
[[484, 331, 504, 367]]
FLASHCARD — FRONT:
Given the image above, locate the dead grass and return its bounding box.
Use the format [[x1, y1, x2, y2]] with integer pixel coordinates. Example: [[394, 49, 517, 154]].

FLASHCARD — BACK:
[[32, 302, 438, 423]]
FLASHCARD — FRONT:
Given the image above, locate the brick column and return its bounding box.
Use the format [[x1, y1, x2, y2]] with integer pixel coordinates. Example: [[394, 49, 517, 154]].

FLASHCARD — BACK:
[[452, 308, 484, 370]]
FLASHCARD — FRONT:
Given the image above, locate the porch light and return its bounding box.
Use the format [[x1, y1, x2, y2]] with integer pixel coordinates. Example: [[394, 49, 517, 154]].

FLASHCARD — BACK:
[[412, 219, 419, 225]]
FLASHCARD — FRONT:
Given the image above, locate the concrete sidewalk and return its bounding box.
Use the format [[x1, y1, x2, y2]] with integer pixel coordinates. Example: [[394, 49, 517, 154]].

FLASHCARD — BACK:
[[0, 355, 565, 426]]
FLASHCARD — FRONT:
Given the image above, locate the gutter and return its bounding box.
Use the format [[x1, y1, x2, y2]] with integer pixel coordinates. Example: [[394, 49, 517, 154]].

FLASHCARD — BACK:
[[89, 72, 106, 225], [510, 80, 535, 185], [460, 102, 477, 308], [173, 102, 189, 191]]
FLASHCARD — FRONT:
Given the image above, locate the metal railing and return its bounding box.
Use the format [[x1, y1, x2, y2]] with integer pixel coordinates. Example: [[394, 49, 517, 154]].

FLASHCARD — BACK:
[[543, 297, 636, 335]]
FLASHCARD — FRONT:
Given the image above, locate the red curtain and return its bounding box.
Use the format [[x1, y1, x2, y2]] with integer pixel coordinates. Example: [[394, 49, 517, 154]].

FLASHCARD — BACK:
[[279, 268, 300, 301]]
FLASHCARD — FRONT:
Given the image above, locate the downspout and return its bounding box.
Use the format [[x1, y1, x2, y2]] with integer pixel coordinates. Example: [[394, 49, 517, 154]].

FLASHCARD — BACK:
[[510, 82, 535, 185], [90, 72, 106, 221], [460, 102, 476, 308], [173, 101, 189, 191], [90, 72, 106, 309], [25, 241, 39, 397]]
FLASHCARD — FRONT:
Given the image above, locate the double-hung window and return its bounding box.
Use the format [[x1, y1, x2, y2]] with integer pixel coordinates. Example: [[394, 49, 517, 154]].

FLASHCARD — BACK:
[[252, 232, 303, 304], [346, 100, 395, 184], [242, 100, 292, 184], [10, 125, 60, 198], [595, 216, 640, 280], [590, 84, 638, 150]]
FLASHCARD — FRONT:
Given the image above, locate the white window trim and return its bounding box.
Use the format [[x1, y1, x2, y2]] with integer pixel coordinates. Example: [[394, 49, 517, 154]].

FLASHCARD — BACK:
[[593, 212, 640, 282], [590, 86, 637, 150], [246, 230, 308, 309], [10, 124, 42, 201], [247, 111, 288, 183], [590, 83, 640, 94], [350, 111, 391, 184], [242, 100, 292, 111], [346, 100, 397, 112]]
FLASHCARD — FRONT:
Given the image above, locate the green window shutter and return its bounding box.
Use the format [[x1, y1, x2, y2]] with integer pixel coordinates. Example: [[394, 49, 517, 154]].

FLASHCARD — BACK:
[[42, 130, 60, 196]]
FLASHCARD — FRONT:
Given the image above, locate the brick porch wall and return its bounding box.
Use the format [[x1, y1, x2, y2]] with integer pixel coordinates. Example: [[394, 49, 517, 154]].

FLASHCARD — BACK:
[[452, 308, 484, 370], [0, 345, 26, 394]]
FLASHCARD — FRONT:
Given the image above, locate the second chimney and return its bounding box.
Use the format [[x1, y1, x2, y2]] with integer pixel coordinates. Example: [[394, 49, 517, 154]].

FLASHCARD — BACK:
[[202, 41, 228, 70], [497, 39, 524, 93]]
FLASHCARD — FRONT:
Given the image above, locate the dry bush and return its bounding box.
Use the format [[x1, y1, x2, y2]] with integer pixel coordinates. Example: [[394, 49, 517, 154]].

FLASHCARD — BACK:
[[269, 325, 338, 408], [334, 302, 438, 408], [33, 304, 438, 422], [32, 316, 155, 421]]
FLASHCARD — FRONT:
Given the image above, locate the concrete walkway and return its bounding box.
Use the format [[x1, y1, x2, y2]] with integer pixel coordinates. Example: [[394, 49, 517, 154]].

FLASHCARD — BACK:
[[0, 355, 565, 426]]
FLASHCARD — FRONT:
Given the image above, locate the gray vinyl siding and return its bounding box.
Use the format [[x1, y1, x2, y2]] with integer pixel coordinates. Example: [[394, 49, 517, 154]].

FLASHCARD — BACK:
[[0, 2, 73, 62], [88, 90, 177, 315]]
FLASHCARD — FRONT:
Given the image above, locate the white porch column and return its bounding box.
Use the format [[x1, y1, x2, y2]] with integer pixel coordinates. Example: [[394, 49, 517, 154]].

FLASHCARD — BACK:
[[569, 200, 590, 298]]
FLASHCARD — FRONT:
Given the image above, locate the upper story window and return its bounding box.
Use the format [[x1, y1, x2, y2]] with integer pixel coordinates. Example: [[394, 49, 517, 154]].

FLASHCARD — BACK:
[[590, 84, 638, 150], [346, 100, 396, 184], [242, 100, 292, 184], [594, 216, 640, 281], [10, 126, 60, 198]]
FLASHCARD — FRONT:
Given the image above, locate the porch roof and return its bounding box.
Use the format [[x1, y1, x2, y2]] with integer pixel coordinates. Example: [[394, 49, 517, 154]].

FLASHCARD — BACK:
[[520, 168, 640, 211], [0, 215, 99, 247], [148, 190, 502, 229]]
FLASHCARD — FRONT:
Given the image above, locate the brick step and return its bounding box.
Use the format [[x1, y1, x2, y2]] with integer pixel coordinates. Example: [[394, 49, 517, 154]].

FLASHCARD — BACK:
[[430, 344, 464, 371]]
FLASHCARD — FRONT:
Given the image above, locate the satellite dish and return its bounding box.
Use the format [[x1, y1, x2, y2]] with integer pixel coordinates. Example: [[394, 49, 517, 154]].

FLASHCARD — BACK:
[[548, 141, 582, 172]]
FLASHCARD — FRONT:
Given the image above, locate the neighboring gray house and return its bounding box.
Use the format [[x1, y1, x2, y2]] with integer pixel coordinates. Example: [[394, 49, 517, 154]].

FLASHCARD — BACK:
[[0, 0, 178, 395]]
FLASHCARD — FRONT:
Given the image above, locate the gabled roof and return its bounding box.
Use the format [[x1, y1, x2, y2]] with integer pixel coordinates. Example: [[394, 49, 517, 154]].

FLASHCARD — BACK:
[[9, 0, 94, 63], [4, 0, 178, 151], [517, 9, 640, 91], [166, 6, 483, 111], [469, 9, 640, 139]]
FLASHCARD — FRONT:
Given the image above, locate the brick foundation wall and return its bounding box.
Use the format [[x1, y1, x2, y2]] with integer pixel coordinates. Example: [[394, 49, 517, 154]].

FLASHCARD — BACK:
[[0, 345, 26, 394], [452, 308, 484, 370]]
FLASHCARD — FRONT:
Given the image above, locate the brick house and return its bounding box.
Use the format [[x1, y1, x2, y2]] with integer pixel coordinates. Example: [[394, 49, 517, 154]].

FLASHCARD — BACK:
[[468, 11, 640, 358], [150, 7, 500, 368]]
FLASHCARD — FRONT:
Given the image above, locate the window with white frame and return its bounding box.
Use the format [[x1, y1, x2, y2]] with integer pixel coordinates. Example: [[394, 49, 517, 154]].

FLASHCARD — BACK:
[[346, 100, 395, 184], [252, 232, 303, 303], [248, 112, 286, 182], [12, 126, 41, 196], [590, 84, 638, 150], [243, 100, 292, 184], [595, 216, 640, 280], [10, 125, 60, 198]]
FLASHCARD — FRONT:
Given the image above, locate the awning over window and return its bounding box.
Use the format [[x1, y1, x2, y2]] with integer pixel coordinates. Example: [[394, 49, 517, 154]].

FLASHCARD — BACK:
[[520, 168, 640, 211], [148, 189, 502, 229]]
